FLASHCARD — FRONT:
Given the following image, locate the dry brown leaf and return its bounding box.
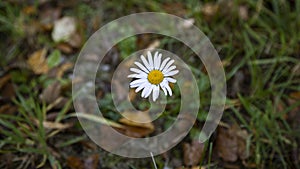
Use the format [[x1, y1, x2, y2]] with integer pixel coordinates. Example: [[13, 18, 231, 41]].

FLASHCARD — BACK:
[[0, 74, 11, 89], [68, 32, 82, 48], [118, 111, 155, 138], [163, 2, 187, 16], [22, 6, 36, 15], [176, 166, 206, 169], [92, 15, 101, 31], [1, 83, 15, 99], [119, 111, 154, 130], [33, 119, 72, 130], [56, 42, 73, 54], [183, 140, 205, 166], [56, 62, 73, 78], [67, 154, 99, 169], [217, 127, 238, 162], [67, 156, 84, 169], [290, 91, 300, 99], [137, 34, 152, 49], [116, 125, 154, 138], [96, 125, 129, 151], [146, 40, 160, 51], [224, 99, 241, 110], [27, 48, 49, 74], [84, 154, 99, 169], [39, 7, 61, 31], [40, 81, 61, 104], [128, 88, 137, 101], [216, 125, 250, 162], [46, 97, 69, 111], [0, 104, 17, 115]]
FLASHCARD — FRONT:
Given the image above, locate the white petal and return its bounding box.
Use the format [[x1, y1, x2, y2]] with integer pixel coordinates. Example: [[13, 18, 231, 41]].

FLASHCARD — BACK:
[[162, 59, 175, 72], [147, 51, 154, 70], [140, 55, 151, 71], [161, 79, 172, 96], [153, 52, 159, 69], [134, 61, 149, 73], [162, 65, 176, 74], [159, 57, 170, 70], [157, 53, 162, 69], [135, 81, 147, 92], [160, 83, 168, 95], [141, 83, 151, 98], [144, 84, 154, 98], [128, 72, 147, 78], [130, 78, 147, 86], [166, 77, 176, 83], [164, 70, 179, 77], [165, 84, 173, 96], [130, 83, 142, 88], [128, 74, 138, 78], [152, 85, 160, 101], [130, 68, 144, 74]]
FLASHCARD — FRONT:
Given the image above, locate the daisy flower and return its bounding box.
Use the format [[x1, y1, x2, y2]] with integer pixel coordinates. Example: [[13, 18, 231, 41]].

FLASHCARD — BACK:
[[128, 51, 179, 101]]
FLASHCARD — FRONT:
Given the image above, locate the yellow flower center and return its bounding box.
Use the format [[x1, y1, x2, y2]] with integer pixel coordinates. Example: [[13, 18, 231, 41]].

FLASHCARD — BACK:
[[147, 70, 164, 85]]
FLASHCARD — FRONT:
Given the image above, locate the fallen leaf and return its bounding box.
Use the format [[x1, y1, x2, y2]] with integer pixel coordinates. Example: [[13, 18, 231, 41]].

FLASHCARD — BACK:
[[39, 7, 61, 31], [128, 88, 137, 101], [56, 42, 73, 54], [67, 154, 99, 169], [27, 48, 49, 74], [67, 156, 84, 169], [52, 16, 77, 42], [33, 119, 72, 130], [216, 125, 250, 162], [73, 113, 124, 129], [80, 141, 98, 150], [1, 83, 15, 99], [224, 99, 241, 110], [92, 15, 101, 31], [116, 125, 154, 138], [0, 74, 11, 89], [117, 111, 155, 138], [68, 32, 82, 48], [56, 62, 73, 78], [163, 2, 187, 16], [137, 34, 152, 49], [0, 104, 17, 115], [290, 91, 300, 99], [96, 125, 129, 151], [84, 154, 99, 169], [146, 40, 160, 51], [176, 166, 206, 169], [40, 81, 61, 104], [183, 140, 205, 166], [119, 111, 154, 130], [22, 6, 36, 15]]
